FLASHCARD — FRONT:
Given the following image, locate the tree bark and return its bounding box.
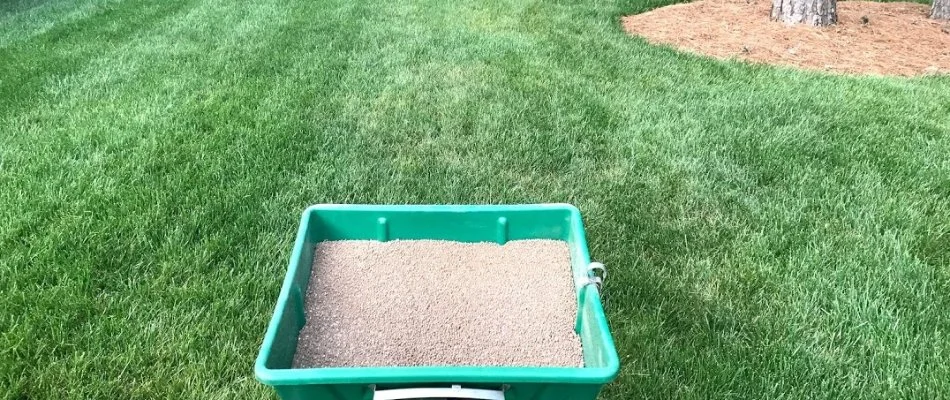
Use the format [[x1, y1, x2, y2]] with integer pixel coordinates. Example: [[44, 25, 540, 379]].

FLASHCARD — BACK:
[[771, 0, 837, 26], [932, 0, 950, 20]]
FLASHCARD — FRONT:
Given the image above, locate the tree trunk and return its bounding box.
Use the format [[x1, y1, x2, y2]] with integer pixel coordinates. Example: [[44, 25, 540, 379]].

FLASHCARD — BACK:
[[771, 0, 837, 26], [933, 0, 950, 20]]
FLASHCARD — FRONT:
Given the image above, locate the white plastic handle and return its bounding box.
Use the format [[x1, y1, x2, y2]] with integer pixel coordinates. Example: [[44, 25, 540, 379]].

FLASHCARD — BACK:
[[373, 385, 504, 400]]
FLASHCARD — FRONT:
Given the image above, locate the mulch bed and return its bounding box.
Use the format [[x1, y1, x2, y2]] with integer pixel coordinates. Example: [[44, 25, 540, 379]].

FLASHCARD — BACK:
[[622, 0, 950, 76]]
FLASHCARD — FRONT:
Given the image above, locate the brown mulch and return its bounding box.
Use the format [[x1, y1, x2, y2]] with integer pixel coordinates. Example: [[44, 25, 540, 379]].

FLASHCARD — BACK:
[[622, 0, 950, 76]]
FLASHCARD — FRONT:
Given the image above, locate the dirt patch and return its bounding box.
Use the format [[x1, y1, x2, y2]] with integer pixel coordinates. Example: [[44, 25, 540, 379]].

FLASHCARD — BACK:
[[622, 0, 950, 76], [292, 239, 583, 368]]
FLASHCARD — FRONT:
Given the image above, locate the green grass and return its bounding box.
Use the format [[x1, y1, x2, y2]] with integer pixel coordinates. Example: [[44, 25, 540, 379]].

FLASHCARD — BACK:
[[2, 0, 949, 398]]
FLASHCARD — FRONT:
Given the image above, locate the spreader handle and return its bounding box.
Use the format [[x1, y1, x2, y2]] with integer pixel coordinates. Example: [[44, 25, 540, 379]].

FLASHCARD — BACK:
[[373, 385, 504, 400]]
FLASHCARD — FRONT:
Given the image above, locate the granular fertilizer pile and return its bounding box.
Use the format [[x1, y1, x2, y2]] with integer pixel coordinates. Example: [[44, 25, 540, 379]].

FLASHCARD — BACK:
[[292, 239, 584, 368]]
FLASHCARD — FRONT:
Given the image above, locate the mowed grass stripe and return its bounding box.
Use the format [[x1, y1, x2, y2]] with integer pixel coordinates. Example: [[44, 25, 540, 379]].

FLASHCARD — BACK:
[[1, 0, 368, 398]]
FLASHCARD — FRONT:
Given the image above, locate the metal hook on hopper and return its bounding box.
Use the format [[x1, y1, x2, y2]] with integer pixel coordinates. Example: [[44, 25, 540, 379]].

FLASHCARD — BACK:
[[584, 262, 606, 293]]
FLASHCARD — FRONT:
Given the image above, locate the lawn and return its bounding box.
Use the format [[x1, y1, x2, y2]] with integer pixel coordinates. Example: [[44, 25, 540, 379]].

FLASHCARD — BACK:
[[1, 0, 949, 398]]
